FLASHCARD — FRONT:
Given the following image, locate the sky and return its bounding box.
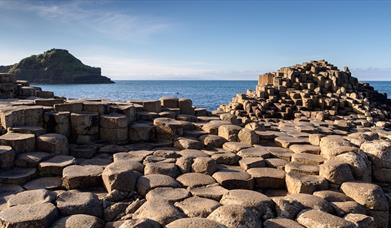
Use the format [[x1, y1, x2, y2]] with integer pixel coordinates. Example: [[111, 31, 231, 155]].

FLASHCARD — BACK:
[[0, 0, 390, 80]]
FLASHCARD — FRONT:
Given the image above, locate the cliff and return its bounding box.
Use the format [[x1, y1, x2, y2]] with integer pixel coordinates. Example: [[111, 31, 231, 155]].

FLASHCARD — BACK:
[[0, 49, 114, 84]]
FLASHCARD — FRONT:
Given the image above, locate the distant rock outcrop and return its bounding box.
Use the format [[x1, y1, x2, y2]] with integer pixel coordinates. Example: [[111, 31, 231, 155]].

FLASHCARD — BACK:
[[0, 49, 114, 84]]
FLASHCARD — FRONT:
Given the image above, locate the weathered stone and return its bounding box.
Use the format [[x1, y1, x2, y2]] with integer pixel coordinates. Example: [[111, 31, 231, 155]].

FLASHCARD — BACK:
[[275, 136, 308, 148], [211, 152, 240, 165], [247, 167, 285, 189], [23, 177, 62, 190], [102, 160, 143, 193], [289, 144, 320, 154], [133, 199, 185, 225], [320, 135, 357, 159], [0, 132, 35, 153], [285, 172, 328, 194], [344, 213, 375, 228], [166, 218, 225, 228], [0, 167, 36, 184], [37, 133, 68, 154], [0, 203, 58, 228], [177, 173, 216, 188], [360, 139, 391, 169], [202, 121, 230, 135], [212, 169, 253, 190], [179, 98, 195, 115], [175, 196, 220, 218], [160, 96, 179, 108], [297, 209, 355, 228], [239, 157, 265, 170], [153, 118, 185, 140], [200, 134, 227, 148], [190, 185, 229, 201], [218, 125, 242, 142], [174, 137, 203, 150], [51, 214, 104, 228], [69, 144, 98, 158], [7, 189, 56, 207], [341, 182, 389, 211], [136, 174, 180, 196], [146, 187, 190, 202], [332, 201, 366, 216], [192, 157, 217, 174], [128, 122, 155, 142], [319, 158, 354, 184], [39, 155, 76, 176], [222, 142, 251, 153], [207, 205, 261, 228], [62, 165, 104, 190], [70, 113, 99, 135], [100, 128, 128, 144], [284, 193, 334, 214], [220, 189, 274, 219], [238, 128, 259, 145], [100, 114, 128, 129], [144, 162, 180, 177], [291, 152, 325, 165], [313, 190, 352, 202], [56, 191, 102, 217], [0, 146, 15, 169], [264, 218, 304, 228], [285, 162, 319, 175]]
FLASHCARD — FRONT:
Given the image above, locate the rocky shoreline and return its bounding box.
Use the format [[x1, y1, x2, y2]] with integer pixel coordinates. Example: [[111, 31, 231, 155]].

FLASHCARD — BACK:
[[0, 61, 390, 228]]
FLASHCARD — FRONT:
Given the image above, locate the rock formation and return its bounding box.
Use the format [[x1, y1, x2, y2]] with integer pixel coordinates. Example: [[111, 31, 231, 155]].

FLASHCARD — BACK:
[[0, 61, 391, 227], [0, 49, 113, 84]]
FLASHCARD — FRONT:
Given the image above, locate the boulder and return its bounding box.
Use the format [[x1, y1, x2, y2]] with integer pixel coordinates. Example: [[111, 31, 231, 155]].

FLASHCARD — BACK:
[[320, 135, 357, 159], [340, 182, 388, 211], [238, 128, 259, 145], [192, 157, 217, 174], [285, 172, 328, 194], [319, 158, 354, 185]]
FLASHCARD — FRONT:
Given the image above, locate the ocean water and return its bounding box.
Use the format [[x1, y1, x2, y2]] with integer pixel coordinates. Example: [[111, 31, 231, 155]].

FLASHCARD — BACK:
[[34, 80, 391, 111]]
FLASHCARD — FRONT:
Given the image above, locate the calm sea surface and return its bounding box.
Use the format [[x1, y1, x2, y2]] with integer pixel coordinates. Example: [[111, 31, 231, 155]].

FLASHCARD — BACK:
[[34, 80, 391, 110]]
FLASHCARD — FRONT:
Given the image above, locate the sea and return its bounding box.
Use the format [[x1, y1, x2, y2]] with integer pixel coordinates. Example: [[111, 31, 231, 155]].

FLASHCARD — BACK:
[[34, 80, 391, 111]]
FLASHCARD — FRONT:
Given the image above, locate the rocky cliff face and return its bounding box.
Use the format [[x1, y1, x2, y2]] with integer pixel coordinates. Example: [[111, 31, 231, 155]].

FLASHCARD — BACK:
[[0, 49, 114, 84]]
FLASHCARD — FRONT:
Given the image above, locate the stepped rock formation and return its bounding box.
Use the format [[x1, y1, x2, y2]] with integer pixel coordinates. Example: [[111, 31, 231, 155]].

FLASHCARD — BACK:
[[219, 60, 391, 122], [0, 61, 391, 227], [0, 49, 113, 84]]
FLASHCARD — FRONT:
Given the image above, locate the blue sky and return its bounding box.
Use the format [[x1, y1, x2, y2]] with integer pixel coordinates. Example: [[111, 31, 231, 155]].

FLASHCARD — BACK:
[[0, 0, 390, 80]]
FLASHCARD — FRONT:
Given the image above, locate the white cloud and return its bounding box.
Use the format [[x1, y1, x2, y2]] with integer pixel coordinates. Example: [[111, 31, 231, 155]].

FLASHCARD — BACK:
[[0, 0, 171, 41]]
